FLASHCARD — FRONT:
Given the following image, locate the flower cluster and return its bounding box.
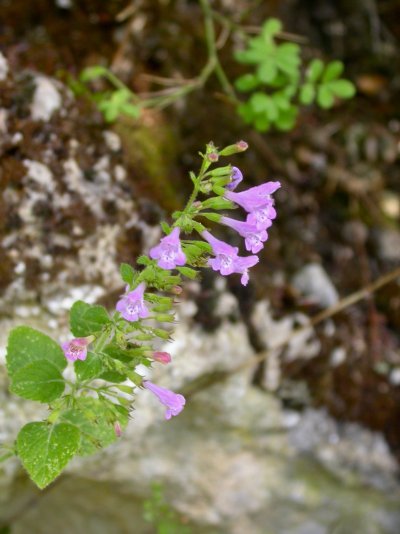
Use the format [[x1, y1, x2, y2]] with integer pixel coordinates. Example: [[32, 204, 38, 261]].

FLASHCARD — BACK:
[[60, 142, 279, 431]]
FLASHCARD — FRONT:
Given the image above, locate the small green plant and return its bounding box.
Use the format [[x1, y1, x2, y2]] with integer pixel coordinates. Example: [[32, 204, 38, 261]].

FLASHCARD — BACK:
[[234, 19, 356, 132], [143, 484, 192, 534], [72, 7, 355, 132]]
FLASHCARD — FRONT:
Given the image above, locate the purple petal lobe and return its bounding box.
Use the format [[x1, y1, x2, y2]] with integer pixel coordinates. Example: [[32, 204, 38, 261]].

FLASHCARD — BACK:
[[149, 227, 187, 270], [116, 282, 150, 322]]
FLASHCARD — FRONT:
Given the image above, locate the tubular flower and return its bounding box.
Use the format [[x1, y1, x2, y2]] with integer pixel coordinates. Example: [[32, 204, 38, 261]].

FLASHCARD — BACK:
[[149, 227, 186, 270], [224, 181, 281, 212], [116, 282, 149, 322], [220, 216, 269, 254], [61, 337, 91, 362], [143, 381, 186, 420], [226, 166, 243, 191], [202, 230, 258, 284], [246, 204, 276, 230]]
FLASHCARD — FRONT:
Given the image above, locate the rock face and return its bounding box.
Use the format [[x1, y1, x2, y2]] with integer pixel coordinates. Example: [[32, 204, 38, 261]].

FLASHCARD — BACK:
[[0, 65, 149, 320]]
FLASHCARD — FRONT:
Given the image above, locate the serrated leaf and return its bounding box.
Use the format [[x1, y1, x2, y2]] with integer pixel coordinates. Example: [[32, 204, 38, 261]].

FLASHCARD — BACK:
[[317, 85, 334, 109], [234, 74, 260, 92], [120, 263, 135, 286], [74, 352, 104, 381], [328, 79, 356, 99], [6, 326, 66, 377], [322, 60, 344, 82], [17, 422, 80, 489], [299, 83, 315, 105], [70, 301, 110, 337], [306, 59, 324, 82], [10, 360, 65, 403]]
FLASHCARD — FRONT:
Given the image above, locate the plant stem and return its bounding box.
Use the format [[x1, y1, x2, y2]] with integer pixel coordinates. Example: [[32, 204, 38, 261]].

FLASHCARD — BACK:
[[199, 0, 236, 100]]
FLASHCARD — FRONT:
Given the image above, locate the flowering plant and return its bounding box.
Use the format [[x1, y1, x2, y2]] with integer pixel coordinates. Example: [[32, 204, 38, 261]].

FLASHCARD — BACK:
[[1, 141, 280, 489]]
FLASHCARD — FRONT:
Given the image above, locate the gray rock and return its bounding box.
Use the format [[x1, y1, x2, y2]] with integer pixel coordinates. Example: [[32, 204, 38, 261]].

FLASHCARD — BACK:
[[292, 263, 339, 308]]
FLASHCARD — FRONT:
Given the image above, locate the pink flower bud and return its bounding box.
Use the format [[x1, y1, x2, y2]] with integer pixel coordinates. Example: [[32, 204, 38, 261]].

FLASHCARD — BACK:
[[153, 351, 172, 364], [236, 140, 248, 152], [172, 285, 183, 295], [114, 422, 122, 437]]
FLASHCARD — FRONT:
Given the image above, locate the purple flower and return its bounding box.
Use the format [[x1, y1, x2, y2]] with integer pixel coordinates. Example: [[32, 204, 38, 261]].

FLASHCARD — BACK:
[[225, 181, 281, 212], [221, 216, 269, 254], [143, 381, 186, 420], [202, 230, 258, 284], [116, 282, 150, 322], [226, 167, 243, 191], [246, 204, 276, 230], [149, 227, 186, 270], [61, 337, 91, 362]]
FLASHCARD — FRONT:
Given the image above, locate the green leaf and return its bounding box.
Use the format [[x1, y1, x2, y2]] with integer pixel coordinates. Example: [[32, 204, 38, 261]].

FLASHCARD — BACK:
[[6, 326, 66, 377], [74, 352, 104, 381], [328, 79, 356, 99], [249, 92, 270, 113], [322, 60, 344, 82], [121, 102, 140, 118], [176, 267, 199, 280], [257, 61, 278, 84], [80, 65, 108, 82], [306, 59, 324, 82], [17, 422, 80, 489], [120, 263, 135, 286], [275, 106, 298, 131], [254, 114, 270, 132], [100, 370, 127, 383], [70, 301, 110, 337], [237, 102, 254, 124], [61, 398, 127, 456], [234, 74, 260, 92], [317, 85, 334, 109], [299, 83, 315, 105], [10, 360, 65, 403], [261, 18, 282, 39]]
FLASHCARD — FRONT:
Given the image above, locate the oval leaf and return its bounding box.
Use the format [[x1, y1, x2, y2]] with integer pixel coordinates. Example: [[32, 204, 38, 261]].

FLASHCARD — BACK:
[[17, 422, 80, 489], [10, 360, 65, 403], [70, 301, 110, 337], [6, 326, 66, 377]]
